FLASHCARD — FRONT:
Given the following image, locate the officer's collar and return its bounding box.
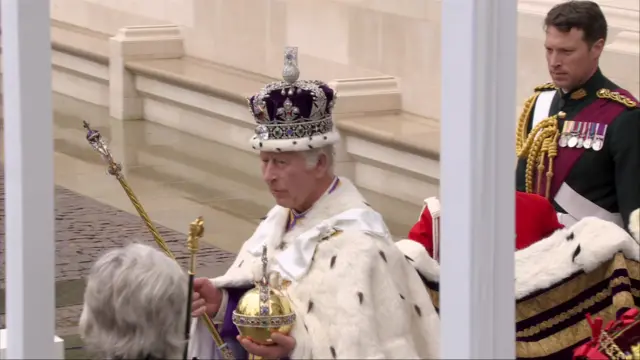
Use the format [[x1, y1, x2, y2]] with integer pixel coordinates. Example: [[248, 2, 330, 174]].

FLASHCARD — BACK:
[[559, 67, 606, 101]]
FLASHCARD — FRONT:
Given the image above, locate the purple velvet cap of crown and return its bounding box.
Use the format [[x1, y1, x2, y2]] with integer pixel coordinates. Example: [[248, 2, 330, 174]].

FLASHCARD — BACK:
[[248, 81, 336, 125], [247, 79, 339, 148]]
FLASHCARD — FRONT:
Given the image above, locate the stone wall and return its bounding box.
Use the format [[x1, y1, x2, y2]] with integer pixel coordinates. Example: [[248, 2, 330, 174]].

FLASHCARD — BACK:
[[51, 0, 639, 120]]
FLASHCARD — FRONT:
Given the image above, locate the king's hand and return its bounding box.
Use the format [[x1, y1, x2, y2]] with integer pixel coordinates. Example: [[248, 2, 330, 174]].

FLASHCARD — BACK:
[[191, 277, 223, 317], [238, 332, 296, 359]]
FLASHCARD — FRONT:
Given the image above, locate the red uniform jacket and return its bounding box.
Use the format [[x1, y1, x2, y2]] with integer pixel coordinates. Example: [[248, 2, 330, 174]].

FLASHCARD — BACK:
[[408, 192, 564, 257]]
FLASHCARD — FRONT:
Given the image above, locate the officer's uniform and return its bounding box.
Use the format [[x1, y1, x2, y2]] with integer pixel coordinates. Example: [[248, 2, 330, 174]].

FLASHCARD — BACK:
[[515, 68, 640, 229]]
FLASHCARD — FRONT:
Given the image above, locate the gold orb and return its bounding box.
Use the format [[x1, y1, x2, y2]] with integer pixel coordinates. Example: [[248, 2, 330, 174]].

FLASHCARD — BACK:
[[232, 281, 296, 345]]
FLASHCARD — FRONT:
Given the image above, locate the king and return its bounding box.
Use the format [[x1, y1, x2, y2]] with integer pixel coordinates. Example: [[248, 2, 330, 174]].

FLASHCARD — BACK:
[[187, 47, 441, 359]]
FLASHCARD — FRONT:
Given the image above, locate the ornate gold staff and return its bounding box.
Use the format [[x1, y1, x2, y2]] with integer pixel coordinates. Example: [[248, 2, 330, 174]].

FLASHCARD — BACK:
[[184, 217, 204, 360], [183, 217, 235, 360], [82, 121, 234, 360], [82, 121, 172, 257]]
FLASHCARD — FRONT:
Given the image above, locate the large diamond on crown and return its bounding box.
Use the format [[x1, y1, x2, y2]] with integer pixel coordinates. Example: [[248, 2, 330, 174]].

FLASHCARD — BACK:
[[255, 125, 269, 140]]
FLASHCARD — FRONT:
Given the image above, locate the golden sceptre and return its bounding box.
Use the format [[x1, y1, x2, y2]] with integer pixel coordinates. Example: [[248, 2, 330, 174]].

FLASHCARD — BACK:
[[184, 217, 204, 360], [82, 121, 234, 360], [184, 217, 235, 360]]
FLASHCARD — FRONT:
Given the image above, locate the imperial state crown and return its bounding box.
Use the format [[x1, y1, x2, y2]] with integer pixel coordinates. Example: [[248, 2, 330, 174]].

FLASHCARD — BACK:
[[247, 46, 339, 152], [232, 245, 296, 345]]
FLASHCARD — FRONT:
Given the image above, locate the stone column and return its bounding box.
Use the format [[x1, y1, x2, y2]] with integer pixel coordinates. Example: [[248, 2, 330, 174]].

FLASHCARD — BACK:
[[1, 0, 57, 358], [109, 25, 184, 120], [439, 0, 517, 358]]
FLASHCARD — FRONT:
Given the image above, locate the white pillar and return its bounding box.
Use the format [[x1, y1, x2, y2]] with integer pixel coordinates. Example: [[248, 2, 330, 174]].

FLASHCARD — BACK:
[[1, 0, 56, 358], [439, 1, 517, 358]]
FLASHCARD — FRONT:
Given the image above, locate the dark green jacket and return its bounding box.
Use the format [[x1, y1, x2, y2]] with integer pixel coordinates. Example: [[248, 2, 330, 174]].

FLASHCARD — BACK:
[[515, 69, 640, 229]]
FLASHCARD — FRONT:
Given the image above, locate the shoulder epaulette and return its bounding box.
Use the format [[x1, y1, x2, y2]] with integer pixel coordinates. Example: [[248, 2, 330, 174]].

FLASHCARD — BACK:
[[596, 88, 638, 108], [534, 82, 557, 92]]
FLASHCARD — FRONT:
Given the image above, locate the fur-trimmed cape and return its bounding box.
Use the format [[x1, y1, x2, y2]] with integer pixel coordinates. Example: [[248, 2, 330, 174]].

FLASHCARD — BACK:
[[397, 216, 640, 358], [398, 216, 639, 298], [188, 178, 440, 359]]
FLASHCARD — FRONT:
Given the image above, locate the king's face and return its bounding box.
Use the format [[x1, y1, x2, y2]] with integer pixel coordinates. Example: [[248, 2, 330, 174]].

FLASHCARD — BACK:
[[260, 151, 317, 210]]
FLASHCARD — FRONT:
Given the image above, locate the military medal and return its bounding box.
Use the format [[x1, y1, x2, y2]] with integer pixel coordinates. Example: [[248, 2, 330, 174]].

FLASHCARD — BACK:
[[576, 122, 588, 148], [583, 123, 596, 149], [558, 121, 570, 147], [567, 121, 579, 148], [592, 124, 608, 151]]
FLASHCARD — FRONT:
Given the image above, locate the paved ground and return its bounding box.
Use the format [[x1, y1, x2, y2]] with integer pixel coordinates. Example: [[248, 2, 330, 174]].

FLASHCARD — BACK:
[[0, 167, 236, 358]]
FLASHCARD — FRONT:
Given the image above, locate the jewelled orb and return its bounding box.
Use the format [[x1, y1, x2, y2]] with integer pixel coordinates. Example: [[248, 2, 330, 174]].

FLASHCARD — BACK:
[[232, 247, 296, 345]]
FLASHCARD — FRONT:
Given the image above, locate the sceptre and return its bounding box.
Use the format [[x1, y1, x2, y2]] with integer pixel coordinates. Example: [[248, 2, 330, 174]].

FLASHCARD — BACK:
[[82, 121, 234, 360], [184, 217, 203, 360]]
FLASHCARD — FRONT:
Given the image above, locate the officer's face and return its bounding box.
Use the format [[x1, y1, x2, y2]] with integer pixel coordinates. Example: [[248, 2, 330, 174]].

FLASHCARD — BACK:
[[260, 151, 327, 211], [544, 26, 604, 90]]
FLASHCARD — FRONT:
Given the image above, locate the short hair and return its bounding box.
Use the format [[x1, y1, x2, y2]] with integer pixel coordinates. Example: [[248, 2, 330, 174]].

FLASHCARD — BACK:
[[544, 0, 608, 45], [302, 144, 335, 172], [79, 243, 187, 359]]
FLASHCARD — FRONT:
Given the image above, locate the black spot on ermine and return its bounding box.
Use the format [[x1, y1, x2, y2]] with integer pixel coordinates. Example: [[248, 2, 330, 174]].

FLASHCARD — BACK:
[[414, 305, 422, 317], [399, 293, 405, 300], [330, 346, 337, 359], [330, 255, 337, 268], [379, 251, 387, 263], [572, 245, 581, 262], [238, 260, 244, 268], [357, 292, 364, 304], [566, 232, 575, 241], [307, 300, 314, 313], [405, 255, 414, 262]]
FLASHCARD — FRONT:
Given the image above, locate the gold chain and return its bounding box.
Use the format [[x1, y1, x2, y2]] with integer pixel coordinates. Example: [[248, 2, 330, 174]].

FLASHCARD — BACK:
[[599, 330, 628, 359], [597, 88, 638, 108]]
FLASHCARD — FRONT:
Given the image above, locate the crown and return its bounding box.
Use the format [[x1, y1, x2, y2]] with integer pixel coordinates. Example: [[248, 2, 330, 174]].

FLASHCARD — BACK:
[[247, 47, 340, 152]]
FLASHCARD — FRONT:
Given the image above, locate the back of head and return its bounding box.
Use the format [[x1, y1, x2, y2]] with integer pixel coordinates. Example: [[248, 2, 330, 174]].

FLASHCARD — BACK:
[[79, 243, 187, 360]]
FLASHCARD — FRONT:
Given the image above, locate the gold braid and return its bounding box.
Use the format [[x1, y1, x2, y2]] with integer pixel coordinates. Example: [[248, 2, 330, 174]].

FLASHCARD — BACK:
[[515, 91, 564, 199]]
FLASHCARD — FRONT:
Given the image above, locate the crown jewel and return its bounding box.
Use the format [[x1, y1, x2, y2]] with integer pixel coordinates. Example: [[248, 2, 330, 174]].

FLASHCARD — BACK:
[[232, 244, 296, 345], [247, 47, 338, 149]]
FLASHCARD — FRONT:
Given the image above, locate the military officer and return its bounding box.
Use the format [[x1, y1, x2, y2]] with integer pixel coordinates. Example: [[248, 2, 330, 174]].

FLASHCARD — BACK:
[[515, 0, 640, 230]]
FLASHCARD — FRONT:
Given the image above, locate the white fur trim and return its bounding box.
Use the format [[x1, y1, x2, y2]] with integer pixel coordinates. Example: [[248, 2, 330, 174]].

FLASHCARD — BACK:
[[190, 178, 440, 359], [397, 217, 640, 300], [515, 217, 639, 298], [395, 239, 440, 282], [249, 129, 341, 152], [629, 208, 639, 244]]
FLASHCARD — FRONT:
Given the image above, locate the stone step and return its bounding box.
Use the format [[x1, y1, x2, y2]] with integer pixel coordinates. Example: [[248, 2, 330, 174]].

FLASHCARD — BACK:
[[12, 20, 442, 207]]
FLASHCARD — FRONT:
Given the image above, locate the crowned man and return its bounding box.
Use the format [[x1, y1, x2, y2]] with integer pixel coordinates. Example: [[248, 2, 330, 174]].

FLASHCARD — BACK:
[[515, 0, 640, 229], [187, 47, 440, 359]]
